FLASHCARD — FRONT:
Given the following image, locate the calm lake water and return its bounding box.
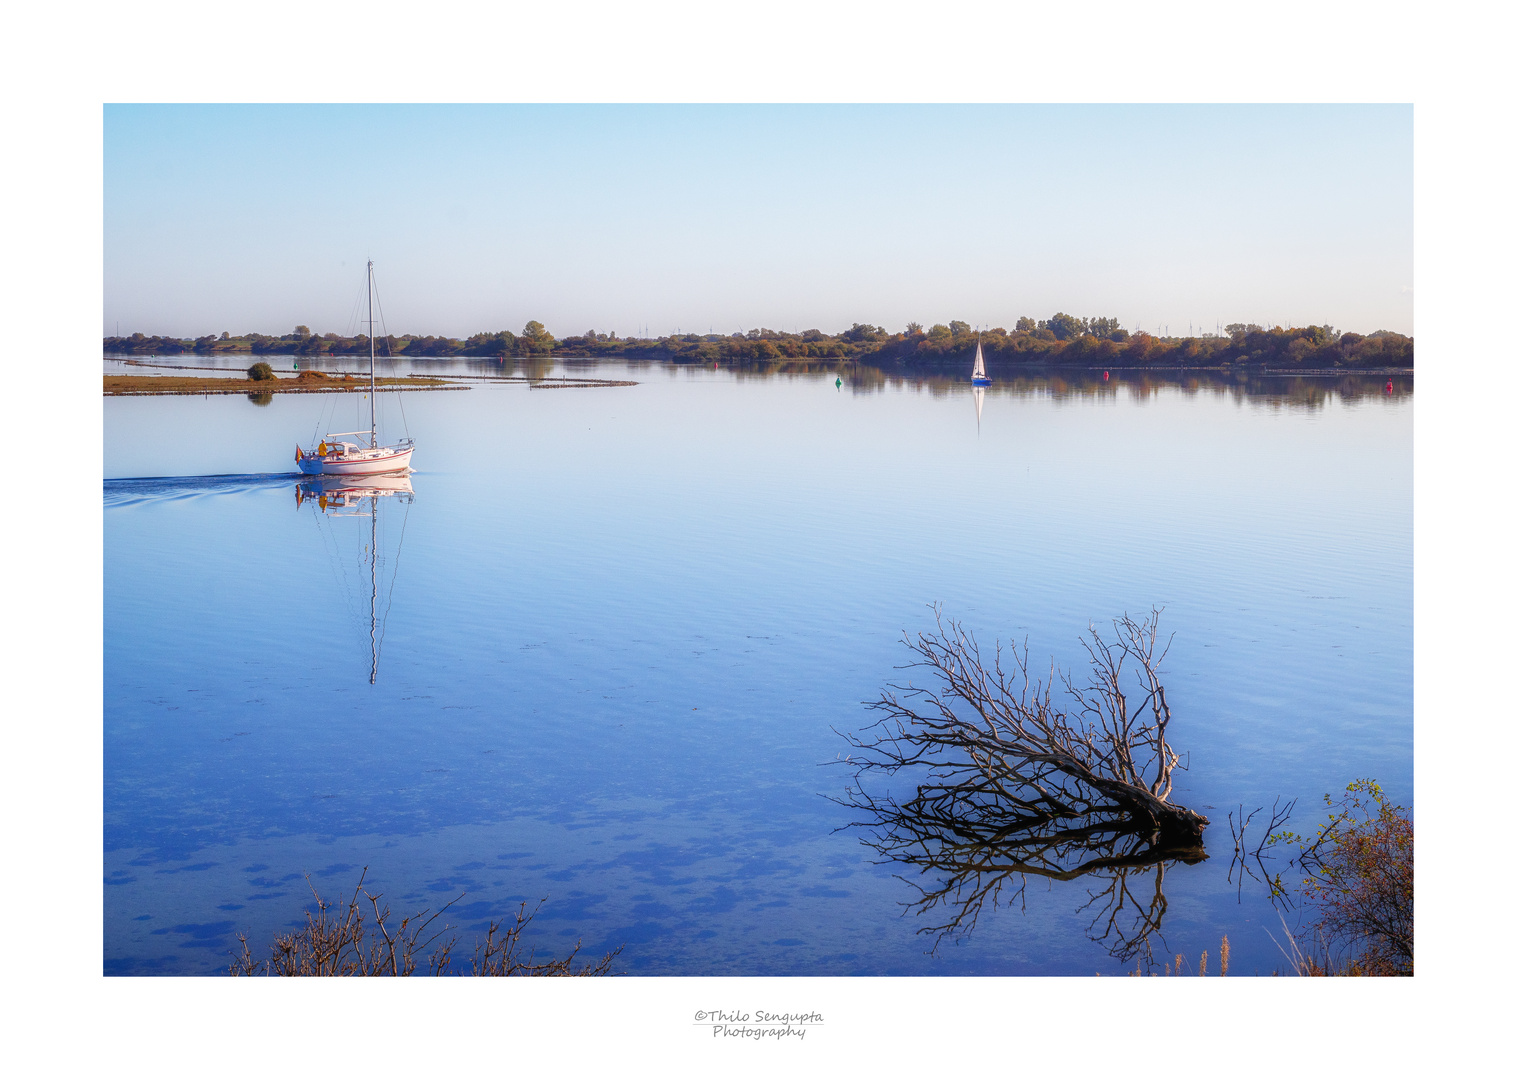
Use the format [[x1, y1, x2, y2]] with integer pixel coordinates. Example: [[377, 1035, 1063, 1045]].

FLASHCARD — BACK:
[[104, 356, 1412, 975]]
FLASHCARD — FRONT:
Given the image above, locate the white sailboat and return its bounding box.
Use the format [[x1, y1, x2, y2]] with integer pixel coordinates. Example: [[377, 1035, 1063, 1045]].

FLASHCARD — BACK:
[[971, 334, 991, 386], [297, 260, 415, 476]]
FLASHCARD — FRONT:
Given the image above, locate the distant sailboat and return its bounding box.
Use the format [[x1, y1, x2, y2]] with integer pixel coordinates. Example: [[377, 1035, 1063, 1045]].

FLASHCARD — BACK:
[[971, 335, 991, 386], [297, 260, 415, 476]]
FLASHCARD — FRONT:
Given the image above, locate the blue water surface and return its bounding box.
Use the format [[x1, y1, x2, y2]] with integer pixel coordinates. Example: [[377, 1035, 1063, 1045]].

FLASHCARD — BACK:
[[104, 359, 1412, 975]]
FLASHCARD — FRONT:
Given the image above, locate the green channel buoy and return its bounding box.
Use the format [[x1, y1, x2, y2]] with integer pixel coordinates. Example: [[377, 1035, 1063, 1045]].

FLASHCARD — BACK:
[[835, 376, 842, 389]]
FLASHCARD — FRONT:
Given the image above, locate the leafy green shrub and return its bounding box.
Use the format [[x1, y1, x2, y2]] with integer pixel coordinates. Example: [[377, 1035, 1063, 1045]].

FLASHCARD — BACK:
[[1275, 780, 1413, 975], [247, 361, 274, 381]]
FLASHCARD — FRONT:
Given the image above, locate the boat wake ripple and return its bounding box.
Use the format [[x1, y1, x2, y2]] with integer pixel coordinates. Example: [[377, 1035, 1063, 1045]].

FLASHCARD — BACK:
[[103, 473, 303, 507]]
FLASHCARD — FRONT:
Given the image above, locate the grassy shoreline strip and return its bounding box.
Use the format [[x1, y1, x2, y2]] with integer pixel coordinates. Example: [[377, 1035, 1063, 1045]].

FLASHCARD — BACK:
[[105, 375, 465, 397], [528, 381, 638, 389], [112, 358, 637, 386], [117, 358, 390, 378]]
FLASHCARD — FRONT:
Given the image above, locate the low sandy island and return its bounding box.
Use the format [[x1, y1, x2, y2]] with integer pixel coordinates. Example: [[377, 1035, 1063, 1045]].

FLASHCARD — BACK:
[[105, 372, 467, 396]]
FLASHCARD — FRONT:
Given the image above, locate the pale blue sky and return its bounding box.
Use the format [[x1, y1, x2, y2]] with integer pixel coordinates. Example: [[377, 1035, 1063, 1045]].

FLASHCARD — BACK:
[[105, 104, 1411, 339]]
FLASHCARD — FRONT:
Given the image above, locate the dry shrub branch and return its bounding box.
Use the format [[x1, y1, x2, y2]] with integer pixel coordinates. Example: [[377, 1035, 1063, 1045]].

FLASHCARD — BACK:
[[230, 868, 622, 977], [1270, 779, 1413, 975]]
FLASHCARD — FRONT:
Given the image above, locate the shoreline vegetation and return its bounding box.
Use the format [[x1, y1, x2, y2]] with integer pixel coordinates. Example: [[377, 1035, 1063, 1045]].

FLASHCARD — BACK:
[[104, 370, 463, 397], [104, 361, 1408, 405], [104, 315, 1413, 372], [104, 360, 641, 396], [230, 869, 622, 977]]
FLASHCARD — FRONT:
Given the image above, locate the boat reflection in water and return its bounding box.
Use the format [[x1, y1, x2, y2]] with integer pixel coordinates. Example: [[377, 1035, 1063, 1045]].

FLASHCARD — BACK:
[[296, 473, 414, 684]]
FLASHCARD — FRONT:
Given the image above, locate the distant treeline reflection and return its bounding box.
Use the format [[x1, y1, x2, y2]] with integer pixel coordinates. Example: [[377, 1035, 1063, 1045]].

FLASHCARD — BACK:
[[104, 316, 1411, 371], [853, 368, 1410, 407]]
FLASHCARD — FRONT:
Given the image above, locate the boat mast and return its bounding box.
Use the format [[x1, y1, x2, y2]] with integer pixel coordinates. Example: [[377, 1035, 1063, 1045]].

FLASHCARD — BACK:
[[367, 260, 377, 448]]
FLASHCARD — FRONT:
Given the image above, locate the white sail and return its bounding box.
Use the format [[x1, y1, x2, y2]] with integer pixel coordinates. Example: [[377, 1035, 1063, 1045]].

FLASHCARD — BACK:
[[972, 340, 986, 380]]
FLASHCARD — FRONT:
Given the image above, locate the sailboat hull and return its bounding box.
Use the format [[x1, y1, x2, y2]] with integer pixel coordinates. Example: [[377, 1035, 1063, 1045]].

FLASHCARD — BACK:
[[297, 447, 413, 476]]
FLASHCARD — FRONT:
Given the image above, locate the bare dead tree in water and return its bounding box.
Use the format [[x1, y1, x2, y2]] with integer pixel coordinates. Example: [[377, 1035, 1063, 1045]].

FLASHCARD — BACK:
[[841, 607, 1208, 846], [229, 868, 622, 976], [833, 607, 1210, 961]]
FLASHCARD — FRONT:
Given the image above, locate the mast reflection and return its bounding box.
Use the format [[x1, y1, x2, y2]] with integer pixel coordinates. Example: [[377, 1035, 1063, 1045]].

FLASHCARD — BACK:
[[296, 473, 414, 684]]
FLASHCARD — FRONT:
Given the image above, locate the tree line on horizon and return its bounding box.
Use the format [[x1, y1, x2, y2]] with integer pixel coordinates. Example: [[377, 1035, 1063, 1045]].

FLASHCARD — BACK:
[[103, 315, 1413, 369]]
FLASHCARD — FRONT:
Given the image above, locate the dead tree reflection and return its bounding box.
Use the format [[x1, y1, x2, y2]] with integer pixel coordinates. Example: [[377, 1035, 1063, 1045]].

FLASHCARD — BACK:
[[1227, 798, 1298, 908], [834, 607, 1210, 964]]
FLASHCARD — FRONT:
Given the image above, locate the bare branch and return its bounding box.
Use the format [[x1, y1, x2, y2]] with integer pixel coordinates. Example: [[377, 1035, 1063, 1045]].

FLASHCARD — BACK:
[[832, 607, 1210, 963]]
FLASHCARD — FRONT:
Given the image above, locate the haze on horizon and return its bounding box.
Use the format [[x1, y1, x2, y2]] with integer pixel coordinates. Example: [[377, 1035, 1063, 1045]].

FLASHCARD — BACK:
[[104, 104, 1412, 341]]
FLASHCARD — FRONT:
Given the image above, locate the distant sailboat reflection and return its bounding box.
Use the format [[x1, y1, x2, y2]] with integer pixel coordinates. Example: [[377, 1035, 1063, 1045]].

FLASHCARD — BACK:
[[295, 473, 414, 684], [973, 384, 984, 435]]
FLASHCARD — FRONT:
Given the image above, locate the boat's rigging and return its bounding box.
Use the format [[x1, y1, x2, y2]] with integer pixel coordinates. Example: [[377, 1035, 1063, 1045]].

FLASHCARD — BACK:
[[367, 266, 410, 439], [374, 492, 411, 666], [396, 385, 410, 440], [308, 392, 355, 451], [370, 267, 391, 353], [343, 275, 368, 340], [366, 261, 377, 444]]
